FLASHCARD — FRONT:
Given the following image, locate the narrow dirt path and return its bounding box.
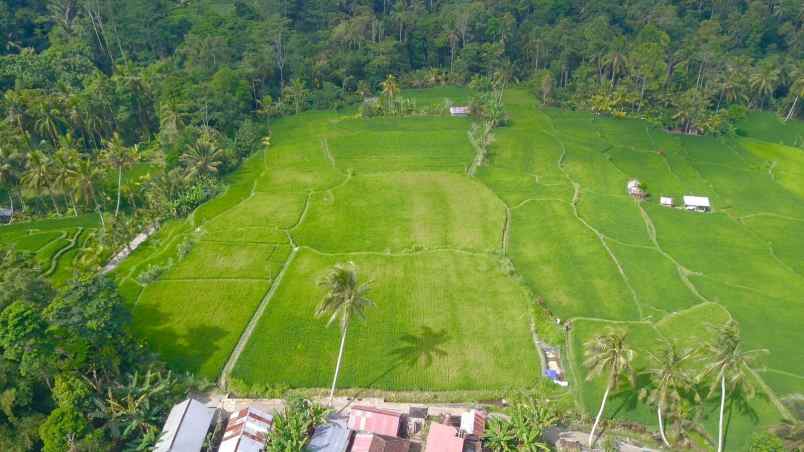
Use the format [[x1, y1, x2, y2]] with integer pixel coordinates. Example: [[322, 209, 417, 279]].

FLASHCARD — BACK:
[[550, 133, 644, 319], [466, 130, 485, 177], [637, 205, 711, 304], [219, 247, 300, 387]]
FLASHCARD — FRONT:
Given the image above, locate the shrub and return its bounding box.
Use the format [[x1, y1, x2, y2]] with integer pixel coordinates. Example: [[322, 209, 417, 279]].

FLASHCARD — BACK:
[[176, 237, 195, 260], [170, 177, 220, 218], [137, 259, 173, 285], [234, 119, 268, 159], [227, 377, 290, 399]]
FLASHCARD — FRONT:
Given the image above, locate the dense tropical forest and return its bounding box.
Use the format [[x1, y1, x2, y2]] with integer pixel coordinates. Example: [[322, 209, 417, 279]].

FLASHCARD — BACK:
[[0, 0, 802, 450]]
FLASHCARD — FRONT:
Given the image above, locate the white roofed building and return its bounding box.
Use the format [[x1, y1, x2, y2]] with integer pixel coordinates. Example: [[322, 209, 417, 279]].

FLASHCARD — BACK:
[[449, 106, 470, 117], [155, 398, 215, 452], [683, 195, 711, 212], [460, 409, 486, 436], [660, 196, 673, 207], [219, 406, 274, 452]]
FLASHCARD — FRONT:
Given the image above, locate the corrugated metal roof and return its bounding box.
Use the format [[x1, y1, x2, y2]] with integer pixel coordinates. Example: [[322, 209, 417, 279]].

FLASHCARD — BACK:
[[424, 423, 464, 452], [351, 432, 411, 452], [306, 417, 351, 452], [683, 195, 710, 207], [154, 399, 215, 452], [219, 406, 273, 452], [348, 406, 402, 437]]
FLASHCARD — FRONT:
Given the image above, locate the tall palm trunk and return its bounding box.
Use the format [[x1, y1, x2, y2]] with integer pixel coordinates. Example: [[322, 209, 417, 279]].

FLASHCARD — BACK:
[[786, 96, 799, 122], [658, 400, 671, 447], [115, 165, 122, 216], [17, 189, 26, 212], [7, 192, 14, 223], [47, 185, 61, 215], [328, 324, 349, 406], [589, 381, 611, 447], [717, 375, 726, 452]]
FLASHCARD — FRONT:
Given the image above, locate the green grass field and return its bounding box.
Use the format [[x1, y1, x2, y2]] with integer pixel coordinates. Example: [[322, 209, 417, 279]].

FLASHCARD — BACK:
[[99, 86, 804, 449]]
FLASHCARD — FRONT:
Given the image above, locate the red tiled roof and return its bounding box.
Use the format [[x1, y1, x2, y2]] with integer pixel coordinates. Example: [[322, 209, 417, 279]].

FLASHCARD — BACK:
[[348, 406, 402, 437], [424, 423, 464, 452]]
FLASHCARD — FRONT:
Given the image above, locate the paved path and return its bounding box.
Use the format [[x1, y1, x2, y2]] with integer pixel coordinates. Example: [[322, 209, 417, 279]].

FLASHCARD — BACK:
[[101, 225, 157, 274]]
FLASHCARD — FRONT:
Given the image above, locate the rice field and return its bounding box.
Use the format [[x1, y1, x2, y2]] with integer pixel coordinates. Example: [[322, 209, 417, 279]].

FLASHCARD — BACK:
[[101, 86, 802, 449], [0, 214, 101, 285]]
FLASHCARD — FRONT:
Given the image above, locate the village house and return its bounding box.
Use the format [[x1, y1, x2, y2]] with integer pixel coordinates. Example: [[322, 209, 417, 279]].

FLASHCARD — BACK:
[[347, 406, 404, 437], [424, 410, 486, 452], [660, 196, 673, 207], [683, 195, 711, 212], [449, 106, 470, 117], [406, 406, 428, 436], [155, 398, 216, 452], [306, 416, 351, 452], [627, 179, 645, 199], [0, 208, 11, 224], [218, 406, 273, 452], [351, 432, 411, 452]]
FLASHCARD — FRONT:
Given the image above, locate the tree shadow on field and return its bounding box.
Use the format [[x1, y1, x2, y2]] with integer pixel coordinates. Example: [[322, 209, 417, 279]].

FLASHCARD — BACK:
[[131, 303, 228, 376], [337, 326, 450, 414], [721, 386, 763, 451], [390, 326, 450, 369], [597, 373, 651, 438]]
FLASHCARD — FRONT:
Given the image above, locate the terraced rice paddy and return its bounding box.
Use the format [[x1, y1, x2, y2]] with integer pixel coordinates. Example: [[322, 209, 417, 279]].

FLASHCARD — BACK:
[[106, 86, 802, 448], [0, 214, 101, 285]]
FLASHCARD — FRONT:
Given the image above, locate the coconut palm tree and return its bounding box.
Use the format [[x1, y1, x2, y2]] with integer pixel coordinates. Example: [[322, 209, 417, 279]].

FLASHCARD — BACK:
[[102, 133, 139, 216], [32, 96, 62, 145], [639, 339, 697, 448], [0, 147, 23, 220], [785, 72, 804, 122], [52, 144, 80, 215], [583, 328, 636, 447], [282, 78, 308, 114], [71, 155, 102, 211], [180, 135, 224, 180], [23, 150, 61, 214], [315, 262, 374, 405], [749, 64, 781, 109], [699, 320, 767, 452], [380, 74, 400, 112]]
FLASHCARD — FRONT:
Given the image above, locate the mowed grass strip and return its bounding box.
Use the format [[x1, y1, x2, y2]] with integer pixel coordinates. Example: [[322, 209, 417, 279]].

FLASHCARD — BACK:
[[295, 172, 506, 253], [232, 249, 539, 391], [132, 279, 270, 379]]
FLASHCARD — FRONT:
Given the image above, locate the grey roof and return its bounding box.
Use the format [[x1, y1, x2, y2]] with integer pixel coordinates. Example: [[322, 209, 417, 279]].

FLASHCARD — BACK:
[[154, 398, 215, 452], [0, 208, 11, 216], [409, 406, 428, 419], [305, 416, 352, 452]]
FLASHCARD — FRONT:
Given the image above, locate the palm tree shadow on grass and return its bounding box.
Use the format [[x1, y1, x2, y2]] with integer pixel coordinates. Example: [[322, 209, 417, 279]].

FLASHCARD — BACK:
[[337, 326, 450, 414]]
